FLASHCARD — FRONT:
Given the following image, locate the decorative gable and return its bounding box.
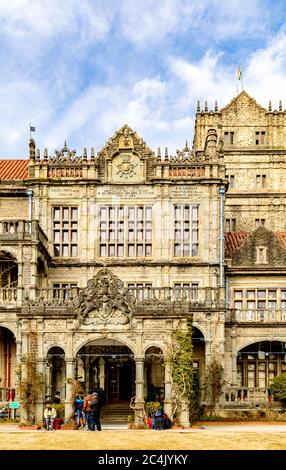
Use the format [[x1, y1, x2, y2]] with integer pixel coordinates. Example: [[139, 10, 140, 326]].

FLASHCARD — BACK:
[[220, 91, 268, 127], [97, 124, 156, 183], [230, 226, 286, 267]]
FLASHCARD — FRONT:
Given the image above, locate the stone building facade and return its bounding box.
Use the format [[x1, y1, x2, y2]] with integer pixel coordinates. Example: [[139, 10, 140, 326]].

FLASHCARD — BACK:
[[1, 91, 286, 425]]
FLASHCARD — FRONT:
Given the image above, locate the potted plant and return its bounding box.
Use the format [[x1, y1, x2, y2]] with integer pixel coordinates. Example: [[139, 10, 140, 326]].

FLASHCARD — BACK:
[[127, 414, 134, 429], [51, 403, 65, 429]]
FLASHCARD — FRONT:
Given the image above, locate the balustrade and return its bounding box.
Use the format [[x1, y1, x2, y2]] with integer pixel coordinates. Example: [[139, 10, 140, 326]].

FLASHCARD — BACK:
[[227, 309, 286, 323], [223, 386, 271, 403]]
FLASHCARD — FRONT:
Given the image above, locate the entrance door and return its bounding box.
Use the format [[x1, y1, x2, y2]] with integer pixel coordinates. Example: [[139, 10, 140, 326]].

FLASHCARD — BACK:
[[107, 361, 134, 402], [108, 363, 120, 401]]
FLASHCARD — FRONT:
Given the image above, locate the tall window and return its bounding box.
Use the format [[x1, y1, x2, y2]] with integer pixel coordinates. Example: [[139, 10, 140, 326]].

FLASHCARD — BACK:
[[174, 205, 199, 257], [233, 288, 277, 321], [53, 207, 78, 257], [226, 218, 236, 232], [174, 282, 199, 300], [256, 175, 266, 190], [99, 206, 152, 257], [127, 282, 152, 300], [226, 175, 235, 188], [224, 131, 234, 145], [53, 283, 77, 300], [255, 130, 266, 145]]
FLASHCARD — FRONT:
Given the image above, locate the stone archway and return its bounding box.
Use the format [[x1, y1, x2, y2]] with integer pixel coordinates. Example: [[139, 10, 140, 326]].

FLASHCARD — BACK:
[[0, 326, 16, 402], [192, 326, 205, 382], [144, 346, 165, 402], [237, 340, 286, 391], [76, 338, 135, 403], [46, 346, 66, 403]]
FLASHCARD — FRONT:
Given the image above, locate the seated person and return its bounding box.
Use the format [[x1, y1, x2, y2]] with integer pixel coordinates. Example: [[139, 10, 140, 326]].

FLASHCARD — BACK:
[[44, 403, 57, 431]]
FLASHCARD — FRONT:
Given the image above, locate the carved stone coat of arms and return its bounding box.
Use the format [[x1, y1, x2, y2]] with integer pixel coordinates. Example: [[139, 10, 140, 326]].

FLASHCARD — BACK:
[[74, 269, 136, 327]]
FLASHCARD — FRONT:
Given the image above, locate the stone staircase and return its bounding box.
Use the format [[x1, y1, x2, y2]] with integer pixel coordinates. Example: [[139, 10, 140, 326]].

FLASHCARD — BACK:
[[101, 401, 131, 425]]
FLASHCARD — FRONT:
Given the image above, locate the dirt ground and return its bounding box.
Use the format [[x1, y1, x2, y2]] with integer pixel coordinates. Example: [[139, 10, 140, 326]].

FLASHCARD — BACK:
[[0, 423, 286, 450]]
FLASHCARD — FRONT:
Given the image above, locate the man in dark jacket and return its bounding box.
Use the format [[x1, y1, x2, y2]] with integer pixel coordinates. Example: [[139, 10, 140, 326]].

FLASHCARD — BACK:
[[90, 386, 103, 432]]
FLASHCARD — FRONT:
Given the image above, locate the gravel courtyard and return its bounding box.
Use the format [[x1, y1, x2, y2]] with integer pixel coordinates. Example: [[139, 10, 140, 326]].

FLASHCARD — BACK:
[[0, 423, 286, 450]]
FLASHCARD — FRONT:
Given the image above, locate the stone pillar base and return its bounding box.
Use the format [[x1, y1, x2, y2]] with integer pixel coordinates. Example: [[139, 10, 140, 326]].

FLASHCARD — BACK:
[[178, 402, 190, 428], [133, 400, 145, 428], [64, 401, 73, 423], [35, 401, 44, 426]]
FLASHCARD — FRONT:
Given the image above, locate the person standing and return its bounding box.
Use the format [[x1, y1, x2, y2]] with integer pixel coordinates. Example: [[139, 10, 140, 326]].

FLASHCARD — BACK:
[[90, 386, 102, 432], [53, 391, 61, 404], [44, 403, 57, 431], [74, 394, 85, 429]]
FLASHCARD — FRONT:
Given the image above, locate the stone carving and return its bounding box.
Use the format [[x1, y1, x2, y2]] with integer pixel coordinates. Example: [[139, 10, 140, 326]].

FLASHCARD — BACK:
[[118, 127, 134, 149], [75, 269, 136, 326], [49, 141, 82, 164], [172, 142, 203, 163], [113, 153, 139, 179]]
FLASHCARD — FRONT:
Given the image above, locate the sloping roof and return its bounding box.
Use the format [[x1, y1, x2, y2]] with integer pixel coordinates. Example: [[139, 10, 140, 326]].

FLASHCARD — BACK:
[[0, 160, 29, 180], [225, 231, 250, 256], [225, 230, 286, 257], [275, 232, 286, 249], [220, 90, 267, 113]]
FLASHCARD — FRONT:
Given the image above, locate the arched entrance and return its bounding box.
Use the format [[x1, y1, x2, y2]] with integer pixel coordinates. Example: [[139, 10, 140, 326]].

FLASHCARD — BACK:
[[192, 326, 205, 381], [76, 339, 135, 403], [46, 346, 66, 403], [0, 326, 16, 401], [144, 347, 165, 402], [0, 252, 18, 302], [237, 341, 286, 389]]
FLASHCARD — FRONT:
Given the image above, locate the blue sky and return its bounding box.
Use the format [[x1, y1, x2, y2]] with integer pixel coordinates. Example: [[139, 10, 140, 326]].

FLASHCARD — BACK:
[[1, 0, 286, 157]]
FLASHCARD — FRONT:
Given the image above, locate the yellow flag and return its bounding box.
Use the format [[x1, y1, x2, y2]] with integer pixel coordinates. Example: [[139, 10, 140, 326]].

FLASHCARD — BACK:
[[237, 66, 242, 80]]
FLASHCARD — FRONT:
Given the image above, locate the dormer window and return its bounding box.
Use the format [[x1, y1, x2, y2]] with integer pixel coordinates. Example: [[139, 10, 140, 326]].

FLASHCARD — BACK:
[[256, 246, 268, 264]]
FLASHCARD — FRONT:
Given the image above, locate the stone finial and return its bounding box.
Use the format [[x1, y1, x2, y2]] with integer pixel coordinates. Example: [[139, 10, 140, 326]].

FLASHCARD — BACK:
[[165, 147, 169, 159], [197, 100, 200, 112], [204, 101, 208, 112], [44, 148, 48, 161], [36, 149, 40, 160], [215, 100, 218, 112], [269, 101, 272, 112], [83, 147, 87, 160], [279, 100, 282, 111], [91, 147, 95, 160], [29, 138, 35, 161], [157, 147, 161, 160]]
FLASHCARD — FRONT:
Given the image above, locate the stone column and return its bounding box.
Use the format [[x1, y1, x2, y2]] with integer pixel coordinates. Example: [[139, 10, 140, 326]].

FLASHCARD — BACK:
[[205, 339, 212, 368], [179, 399, 190, 428], [84, 357, 90, 392], [163, 361, 172, 419], [231, 328, 237, 386], [134, 356, 145, 426], [99, 357, 105, 390], [65, 359, 75, 422]]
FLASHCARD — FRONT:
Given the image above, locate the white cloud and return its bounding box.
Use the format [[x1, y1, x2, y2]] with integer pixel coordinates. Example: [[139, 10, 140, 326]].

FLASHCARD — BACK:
[[1, 1, 286, 157], [0, 0, 113, 41]]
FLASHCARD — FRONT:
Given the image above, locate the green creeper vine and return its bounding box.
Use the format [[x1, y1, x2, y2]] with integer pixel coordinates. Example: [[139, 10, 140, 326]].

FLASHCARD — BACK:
[[17, 355, 44, 425], [168, 318, 200, 422]]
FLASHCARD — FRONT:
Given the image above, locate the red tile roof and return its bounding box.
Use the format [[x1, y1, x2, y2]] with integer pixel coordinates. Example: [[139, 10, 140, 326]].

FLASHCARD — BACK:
[[225, 231, 249, 256], [0, 160, 29, 180], [225, 230, 286, 256], [275, 232, 286, 248]]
